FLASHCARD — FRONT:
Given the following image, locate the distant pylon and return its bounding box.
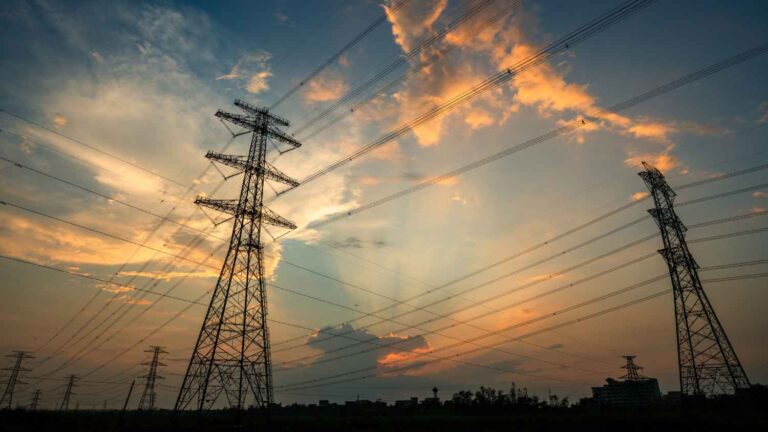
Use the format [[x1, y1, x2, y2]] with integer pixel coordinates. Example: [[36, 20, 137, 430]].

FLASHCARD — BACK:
[[29, 389, 41, 410], [138, 346, 167, 410], [59, 375, 78, 411], [620, 355, 645, 381], [0, 351, 33, 409], [639, 162, 751, 396], [175, 99, 301, 411]]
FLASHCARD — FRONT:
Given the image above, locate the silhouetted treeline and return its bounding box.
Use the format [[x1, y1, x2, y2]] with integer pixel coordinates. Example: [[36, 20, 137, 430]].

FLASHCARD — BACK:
[[450, 384, 569, 409], [0, 384, 766, 431]]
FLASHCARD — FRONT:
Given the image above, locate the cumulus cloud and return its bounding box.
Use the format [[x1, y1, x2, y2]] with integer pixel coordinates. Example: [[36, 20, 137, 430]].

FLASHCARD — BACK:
[[303, 71, 349, 103], [300, 323, 431, 373]]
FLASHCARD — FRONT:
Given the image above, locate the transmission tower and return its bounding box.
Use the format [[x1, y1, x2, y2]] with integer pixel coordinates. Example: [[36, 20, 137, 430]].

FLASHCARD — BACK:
[[639, 162, 750, 396], [620, 355, 645, 381], [138, 346, 167, 410], [29, 389, 41, 410], [175, 99, 301, 411], [0, 351, 33, 409], [59, 375, 78, 411]]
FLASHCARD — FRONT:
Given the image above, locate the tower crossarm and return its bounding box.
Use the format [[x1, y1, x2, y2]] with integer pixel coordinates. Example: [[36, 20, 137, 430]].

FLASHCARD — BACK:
[[234, 99, 289, 126], [206, 152, 299, 186], [216, 110, 301, 148], [195, 198, 296, 229], [264, 162, 299, 187], [194, 198, 239, 216], [215, 110, 260, 131], [266, 126, 302, 148], [260, 205, 297, 230]]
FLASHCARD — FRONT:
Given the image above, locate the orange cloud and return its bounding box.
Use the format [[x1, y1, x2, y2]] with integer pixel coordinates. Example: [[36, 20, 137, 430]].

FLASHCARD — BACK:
[[631, 191, 649, 201], [303, 72, 348, 103], [465, 110, 495, 129], [626, 122, 676, 142], [506, 45, 595, 117], [624, 148, 681, 172], [383, 0, 447, 52], [378, 346, 432, 366], [246, 70, 272, 94], [53, 114, 68, 128]]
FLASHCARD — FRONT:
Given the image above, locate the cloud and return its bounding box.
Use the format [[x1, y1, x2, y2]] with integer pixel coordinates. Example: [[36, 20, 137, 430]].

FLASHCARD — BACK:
[[303, 71, 348, 103], [326, 236, 390, 249], [216, 51, 273, 94], [300, 324, 432, 374], [626, 121, 676, 142], [624, 147, 682, 172], [53, 114, 68, 128], [465, 110, 495, 129], [117, 269, 218, 281], [631, 191, 649, 201], [275, 12, 289, 24], [753, 191, 767, 198], [383, 0, 448, 52], [246, 70, 272, 94]]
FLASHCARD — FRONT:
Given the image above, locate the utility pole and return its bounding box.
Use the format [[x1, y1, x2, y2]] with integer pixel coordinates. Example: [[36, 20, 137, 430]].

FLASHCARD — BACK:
[[0, 351, 33, 409], [176, 99, 301, 411], [620, 355, 644, 381], [639, 162, 751, 396], [122, 379, 135, 415], [138, 346, 167, 410], [29, 389, 41, 410], [59, 375, 78, 411]]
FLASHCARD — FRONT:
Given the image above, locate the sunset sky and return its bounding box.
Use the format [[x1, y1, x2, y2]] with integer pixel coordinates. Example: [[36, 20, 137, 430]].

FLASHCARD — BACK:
[[1, 0, 767, 409]]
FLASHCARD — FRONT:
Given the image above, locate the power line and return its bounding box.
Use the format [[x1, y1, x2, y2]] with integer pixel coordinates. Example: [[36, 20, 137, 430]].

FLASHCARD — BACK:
[[269, 0, 412, 109], [291, 0, 511, 136], [4, 127, 237, 356], [278, 270, 768, 392], [0, 129, 184, 199], [0, 255, 207, 306], [297, 0, 520, 142], [277, 0, 658, 192], [273, 222, 768, 369], [0, 109, 189, 189], [270, 180, 768, 352], [0, 200, 221, 270], [0, 155, 226, 242], [303, 41, 768, 227]]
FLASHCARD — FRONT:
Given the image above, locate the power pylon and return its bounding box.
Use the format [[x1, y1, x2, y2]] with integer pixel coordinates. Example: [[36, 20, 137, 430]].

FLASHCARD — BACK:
[[138, 346, 167, 410], [620, 355, 645, 381], [639, 162, 750, 396], [0, 351, 33, 409], [59, 375, 78, 411], [175, 99, 301, 411], [29, 389, 41, 410]]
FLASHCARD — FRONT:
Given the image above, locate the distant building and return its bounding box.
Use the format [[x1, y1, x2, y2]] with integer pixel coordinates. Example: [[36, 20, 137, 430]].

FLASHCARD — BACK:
[[590, 356, 662, 406], [592, 378, 661, 405], [394, 397, 419, 408]]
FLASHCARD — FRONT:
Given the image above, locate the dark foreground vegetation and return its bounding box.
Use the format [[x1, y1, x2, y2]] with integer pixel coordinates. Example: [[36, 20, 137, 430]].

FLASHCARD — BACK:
[[1, 385, 766, 431]]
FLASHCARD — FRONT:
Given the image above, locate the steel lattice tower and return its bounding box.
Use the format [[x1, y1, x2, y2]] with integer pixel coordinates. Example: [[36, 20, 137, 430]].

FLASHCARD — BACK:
[[176, 99, 301, 411], [0, 351, 33, 409], [59, 375, 77, 411], [639, 162, 750, 396], [138, 346, 167, 410], [620, 355, 644, 381]]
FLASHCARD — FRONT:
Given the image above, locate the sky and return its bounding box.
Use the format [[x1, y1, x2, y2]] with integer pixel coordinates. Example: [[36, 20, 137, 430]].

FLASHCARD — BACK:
[[1, 0, 767, 409]]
